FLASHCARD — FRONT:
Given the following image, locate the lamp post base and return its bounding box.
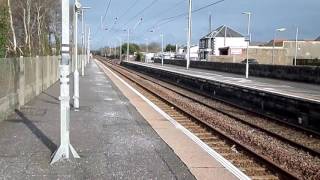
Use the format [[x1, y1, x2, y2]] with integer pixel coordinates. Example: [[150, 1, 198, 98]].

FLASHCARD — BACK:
[[50, 144, 80, 164]]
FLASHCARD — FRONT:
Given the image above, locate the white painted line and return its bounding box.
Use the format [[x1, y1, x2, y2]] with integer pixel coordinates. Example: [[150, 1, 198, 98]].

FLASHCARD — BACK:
[[95, 59, 251, 180]]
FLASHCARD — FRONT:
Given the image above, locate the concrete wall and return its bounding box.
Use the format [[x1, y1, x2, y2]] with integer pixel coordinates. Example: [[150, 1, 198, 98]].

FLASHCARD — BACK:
[[208, 46, 290, 65], [284, 41, 320, 60], [153, 59, 320, 84], [0, 56, 60, 122]]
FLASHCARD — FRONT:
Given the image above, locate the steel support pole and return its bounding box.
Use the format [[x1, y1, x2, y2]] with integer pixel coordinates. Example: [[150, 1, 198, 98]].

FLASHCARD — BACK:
[[51, 0, 80, 164], [119, 38, 122, 62], [161, 34, 164, 66], [84, 25, 87, 66], [272, 32, 276, 65], [88, 27, 91, 64], [245, 13, 251, 79], [81, 9, 85, 76], [186, 0, 192, 70], [73, 0, 79, 110], [127, 28, 130, 61], [294, 27, 299, 66]]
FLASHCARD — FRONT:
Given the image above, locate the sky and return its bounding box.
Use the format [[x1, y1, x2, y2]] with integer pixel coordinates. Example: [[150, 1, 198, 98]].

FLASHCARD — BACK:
[[80, 0, 320, 50]]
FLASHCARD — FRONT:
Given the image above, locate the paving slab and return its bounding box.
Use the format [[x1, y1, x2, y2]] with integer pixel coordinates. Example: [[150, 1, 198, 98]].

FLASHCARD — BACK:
[[0, 61, 195, 180]]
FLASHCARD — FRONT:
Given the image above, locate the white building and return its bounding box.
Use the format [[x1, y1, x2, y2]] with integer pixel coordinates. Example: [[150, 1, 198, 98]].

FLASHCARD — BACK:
[[199, 25, 247, 59], [176, 45, 199, 60]]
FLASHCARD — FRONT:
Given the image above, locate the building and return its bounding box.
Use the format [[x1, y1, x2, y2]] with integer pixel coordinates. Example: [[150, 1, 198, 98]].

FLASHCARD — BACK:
[[208, 40, 320, 65], [199, 25, 247, 59], [176, 45, 199, 61]]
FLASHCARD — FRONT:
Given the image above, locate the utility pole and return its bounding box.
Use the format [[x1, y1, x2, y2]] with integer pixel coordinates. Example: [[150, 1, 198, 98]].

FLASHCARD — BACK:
[[186, 0, 192, 69], [51, 0, 80, 164], [294, 27, 299, 66], [161, 34, 164, 66]]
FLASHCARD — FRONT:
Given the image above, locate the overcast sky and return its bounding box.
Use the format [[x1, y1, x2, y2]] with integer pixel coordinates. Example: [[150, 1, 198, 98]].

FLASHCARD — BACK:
[[81, 0, 320, 49]]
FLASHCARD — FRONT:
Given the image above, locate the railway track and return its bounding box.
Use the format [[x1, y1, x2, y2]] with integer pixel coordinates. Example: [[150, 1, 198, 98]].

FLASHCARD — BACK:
[[117, 62, 320, 157], [96, 57, 320, 180]]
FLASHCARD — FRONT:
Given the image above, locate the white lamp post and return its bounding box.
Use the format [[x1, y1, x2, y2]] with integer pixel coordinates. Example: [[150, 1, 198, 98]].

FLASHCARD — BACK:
[[242, 12, 251, 79], [80, 6, 90, 76], [51, 0, 80, 164], [272, 28, 286, 64], [73, 0, 81, 110]]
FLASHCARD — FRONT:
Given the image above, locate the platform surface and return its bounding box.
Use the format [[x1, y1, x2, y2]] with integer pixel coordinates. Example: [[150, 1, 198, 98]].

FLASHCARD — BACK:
[[127, 61, 320, 103], [0, 61, 196, 179]]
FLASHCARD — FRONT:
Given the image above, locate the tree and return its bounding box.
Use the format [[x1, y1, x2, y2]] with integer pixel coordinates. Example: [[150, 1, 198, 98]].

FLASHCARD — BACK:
[[2, 0, 61, 57], [121, 43, 140, 55], [165, 44, 176, 52], [0, 1, 9, 57]]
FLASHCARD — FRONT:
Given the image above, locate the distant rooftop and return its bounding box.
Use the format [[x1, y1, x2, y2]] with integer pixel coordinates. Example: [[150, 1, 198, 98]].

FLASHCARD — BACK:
[[201, 25, 244, 39]]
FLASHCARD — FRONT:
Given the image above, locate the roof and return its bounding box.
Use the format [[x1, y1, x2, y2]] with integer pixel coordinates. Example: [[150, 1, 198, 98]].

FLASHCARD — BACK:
[[316, 36, 320, 41], [201, 25, 244, 39]]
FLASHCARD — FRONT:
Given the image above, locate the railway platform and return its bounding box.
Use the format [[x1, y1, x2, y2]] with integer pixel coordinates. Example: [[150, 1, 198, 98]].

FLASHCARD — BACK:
[[0, 60, 241, 179], [127, 61, 320, 103]]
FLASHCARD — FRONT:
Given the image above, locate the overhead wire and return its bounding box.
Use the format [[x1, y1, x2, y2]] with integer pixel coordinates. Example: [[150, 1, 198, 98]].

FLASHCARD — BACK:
[[148, 0, 225, 31], [123, 0, 159, 27]]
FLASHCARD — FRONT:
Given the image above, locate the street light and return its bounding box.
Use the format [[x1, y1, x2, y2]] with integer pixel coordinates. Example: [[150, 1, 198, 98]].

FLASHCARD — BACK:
[[186, 0, 192, 70], [242, 12, 251, 79], [272, 28, 286, 64]]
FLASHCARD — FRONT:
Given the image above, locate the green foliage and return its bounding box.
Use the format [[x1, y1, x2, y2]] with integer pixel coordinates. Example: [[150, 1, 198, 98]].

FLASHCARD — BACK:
[[55, 35, 61, 56], [135, 52, 143, 62], [0, 5, 9, 58], [165, 44, 176, 52], [122, 43, 140, 54]]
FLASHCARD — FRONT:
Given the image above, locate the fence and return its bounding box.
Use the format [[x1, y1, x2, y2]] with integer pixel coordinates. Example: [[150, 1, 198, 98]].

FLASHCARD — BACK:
[[0, 56, 60, 122]]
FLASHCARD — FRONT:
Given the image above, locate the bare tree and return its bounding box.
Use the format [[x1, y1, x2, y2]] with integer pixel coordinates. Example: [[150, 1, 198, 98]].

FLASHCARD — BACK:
[[7, 0, 16, 53]]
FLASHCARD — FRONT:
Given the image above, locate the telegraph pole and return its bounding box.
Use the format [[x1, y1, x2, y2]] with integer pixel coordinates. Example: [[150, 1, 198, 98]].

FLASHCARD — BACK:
[[186, 0, 192, 70], [51, 0, 80, 164]]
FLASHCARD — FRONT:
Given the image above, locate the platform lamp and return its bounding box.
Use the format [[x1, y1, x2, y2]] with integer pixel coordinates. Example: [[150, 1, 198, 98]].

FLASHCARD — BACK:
[[272, 28, 286, 65], [80, 6, 91, 76], [51, 0, 80, 164], [242, 12, 251, 79]]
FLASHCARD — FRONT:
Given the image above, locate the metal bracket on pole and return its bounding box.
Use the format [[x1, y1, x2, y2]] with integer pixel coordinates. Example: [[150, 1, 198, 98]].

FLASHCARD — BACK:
[[51, 0, 79, 164]]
